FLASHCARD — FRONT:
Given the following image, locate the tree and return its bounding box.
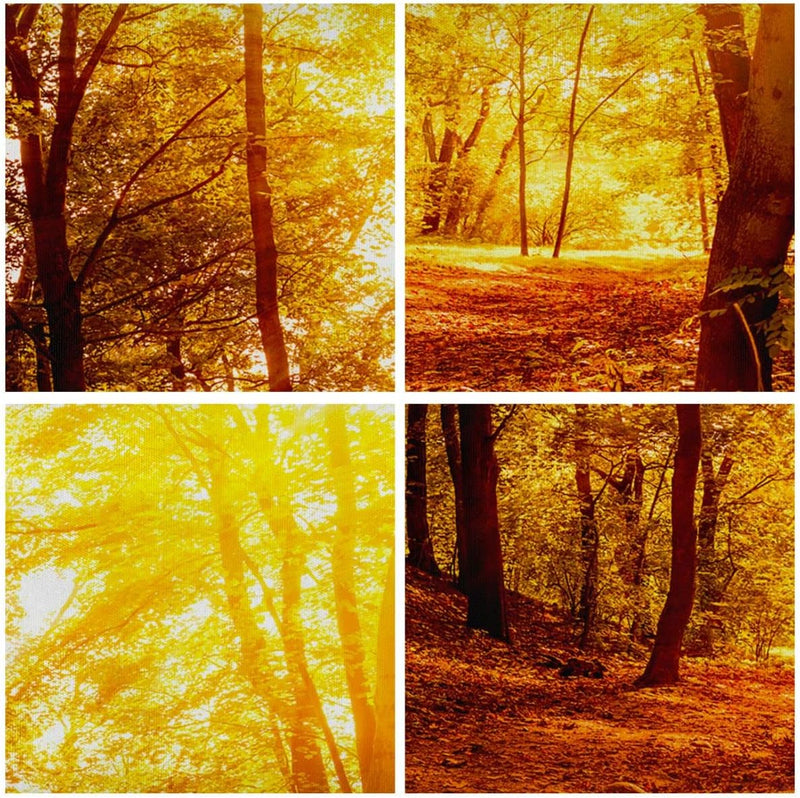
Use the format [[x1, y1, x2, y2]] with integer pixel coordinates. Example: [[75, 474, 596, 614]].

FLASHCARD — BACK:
[[459, 405, 510, 642], [636, 404, 702, 687], [6, 405, 393, 792], [699, 4, 750, 165], [243, 5, 292, 391], [573, 404, 600, 649], [6, 4, 129, 390], [406, 405, 441, 576], [695, 5, 794, 391], [440, 405, 467, 589]]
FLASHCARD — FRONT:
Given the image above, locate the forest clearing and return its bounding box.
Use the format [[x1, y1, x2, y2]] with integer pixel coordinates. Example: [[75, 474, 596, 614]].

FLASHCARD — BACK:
[[406, 404, 794, 793], [407, 4, 794, 391], [406, 566, 794, 794], [405, 242, 794, 392]]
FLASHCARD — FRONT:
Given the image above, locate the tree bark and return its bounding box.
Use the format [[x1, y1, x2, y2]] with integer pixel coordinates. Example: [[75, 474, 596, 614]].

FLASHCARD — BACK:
[[699, 4, 751, 165], [459, 405, 510, 641], [695, 5, 794, 391], [243, 4, 292, 391], [406, 405, 442, 576], [6, 4, 129, 390], [636, 405, 702, 687], [553, 6, 594, 259], [440, 405, 467, 590], [324, 407, 376, 785]]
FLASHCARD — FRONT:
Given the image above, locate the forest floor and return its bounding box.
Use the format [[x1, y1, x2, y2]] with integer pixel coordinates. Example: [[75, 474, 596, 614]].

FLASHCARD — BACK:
[[405, 241, 794, 392], [405, 566, 795, 794]]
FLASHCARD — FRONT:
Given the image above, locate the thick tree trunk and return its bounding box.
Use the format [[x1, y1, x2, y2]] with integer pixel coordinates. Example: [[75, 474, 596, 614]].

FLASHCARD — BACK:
[[324, 407, 376, 785], [699, 4, 750, 165], [440, 405, 467, 589], [695, 5, 794, 391], [553, 6, 593, 259], [363, 555, 395, 793], [574, 405, 599, 649], [459, 405, 510, 642], [6, 4, 128, 390], [243, 5, 292, 391], [406, 405, 442, 576], [636, 405, 702, 687]]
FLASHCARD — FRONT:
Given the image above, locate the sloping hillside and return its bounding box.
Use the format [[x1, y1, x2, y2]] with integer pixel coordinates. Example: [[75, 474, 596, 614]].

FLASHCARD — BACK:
[[405, 565, 794, 793]]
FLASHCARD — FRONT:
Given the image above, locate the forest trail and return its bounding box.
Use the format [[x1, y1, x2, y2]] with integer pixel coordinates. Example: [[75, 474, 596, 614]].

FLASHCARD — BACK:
[[405, 566, 794, 794], [405, 242, 793, 392]]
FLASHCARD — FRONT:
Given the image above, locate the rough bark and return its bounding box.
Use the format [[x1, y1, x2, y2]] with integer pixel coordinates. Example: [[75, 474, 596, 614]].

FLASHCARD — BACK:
[[363, 555, 395, 793], [440, 405, 467, 589], [406, 405, 442, 576], [695, 5, 794, 391], [243, 4, 292, 391], [636, 405, 702, 687], [324, 406, 376, 785], [699, 4, 751, 165], [459, 405, 510, 642]]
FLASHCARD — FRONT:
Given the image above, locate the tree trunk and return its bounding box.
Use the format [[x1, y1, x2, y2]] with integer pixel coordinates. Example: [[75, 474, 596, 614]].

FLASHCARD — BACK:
[[324, 406, 376, 785], [699, 4, 750, 165], [440, 405, 467, 590], [243, 4, 292, 391], [574, 405, 599, 649], [636, 405, 702, 687], [459, 405, 510, 641], [695, 5, 794, 391], [406, 405, 442, 576], [553, 6, 593, 259], [363, 555, 394, 793], [421, 99, 459, 235], [6, 4, 128, 390], [443, 86, 492, 236], [517, 26, 529, 257], [469, 126, 519, 239]]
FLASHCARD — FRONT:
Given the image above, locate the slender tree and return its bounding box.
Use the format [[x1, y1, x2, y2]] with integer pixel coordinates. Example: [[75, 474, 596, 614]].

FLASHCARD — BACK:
[[695, 5, 794, 391], [459, 405, 510, 642], [636, 404, 702, 687], [324, 407, 376, 785], [243, 4, 292, 391], [363, 555, 395, 793]]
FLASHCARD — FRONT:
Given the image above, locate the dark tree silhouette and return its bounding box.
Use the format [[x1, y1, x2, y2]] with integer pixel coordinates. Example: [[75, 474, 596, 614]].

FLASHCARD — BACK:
[[636, 404, 702, 686]]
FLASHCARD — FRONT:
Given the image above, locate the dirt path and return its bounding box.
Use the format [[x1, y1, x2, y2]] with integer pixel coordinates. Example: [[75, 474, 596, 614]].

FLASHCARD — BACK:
[[405, 568, 794, 793], [405, 247, 793, 392]]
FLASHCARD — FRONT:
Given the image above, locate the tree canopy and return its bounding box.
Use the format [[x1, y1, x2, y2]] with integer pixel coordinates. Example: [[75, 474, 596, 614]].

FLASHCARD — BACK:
[[7, 404, 394, 792], [7, 4, 394, 391]]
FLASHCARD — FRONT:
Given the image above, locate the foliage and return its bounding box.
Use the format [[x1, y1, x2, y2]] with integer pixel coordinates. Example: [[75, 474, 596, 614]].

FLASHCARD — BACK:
[[6, 4, 393, 391], [423, 404, 794, 659], [6, 405, 393, 792]]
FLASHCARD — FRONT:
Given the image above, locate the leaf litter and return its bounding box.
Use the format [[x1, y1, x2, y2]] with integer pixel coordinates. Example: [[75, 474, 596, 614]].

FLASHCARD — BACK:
[[405, 566, 794, 793]]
